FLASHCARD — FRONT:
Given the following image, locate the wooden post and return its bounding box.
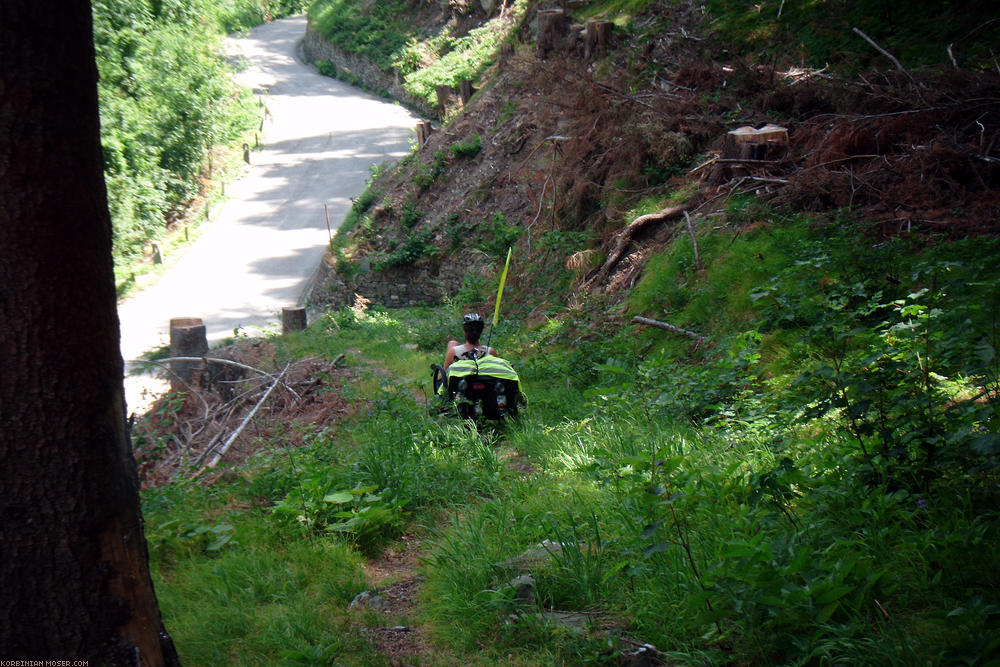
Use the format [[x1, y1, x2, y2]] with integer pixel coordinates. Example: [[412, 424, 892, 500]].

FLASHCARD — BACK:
[[282, 306, 307, 334], [459, 79, 474, 105], [150, 242, 162, 264], [169, 317, 207, 392]]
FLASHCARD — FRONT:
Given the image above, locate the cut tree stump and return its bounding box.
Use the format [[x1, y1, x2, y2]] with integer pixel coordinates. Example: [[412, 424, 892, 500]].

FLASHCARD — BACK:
[[435, 84, 452, 112], [584, 19, 613, 59], [722, 124, 789, 161], [711, 124, 789, 182], [416, 121, 433, 149], [282, 306, 307, 334], [169, 317, 207, 392], [537, 9, 570, 58], [459, 79, 474, 105]]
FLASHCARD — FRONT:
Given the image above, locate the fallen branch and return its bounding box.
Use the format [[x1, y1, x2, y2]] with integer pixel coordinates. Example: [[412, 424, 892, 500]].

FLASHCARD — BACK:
[[632, 316, 707, 344], [128, 358, 211, 420], [152, 356, 301, 401], [683, 211, 700, 270], [206, 363, 290, 469], [583, 206, 685, 289], [852, 27, 918, 86]]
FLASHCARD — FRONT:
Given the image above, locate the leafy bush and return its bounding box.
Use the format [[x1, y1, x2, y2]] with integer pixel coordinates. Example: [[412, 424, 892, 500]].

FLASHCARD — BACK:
[[449, 133, 482, 159], [94, 0, 264, 264]]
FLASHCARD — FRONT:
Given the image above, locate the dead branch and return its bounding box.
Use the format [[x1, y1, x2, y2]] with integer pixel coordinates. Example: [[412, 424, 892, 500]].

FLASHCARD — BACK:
[[632, 316, 707, 344], [684, 211, 701, 270], [583, 206, 685, 290], [688, 156, 717, 175], [128, 359, 211, 420], [154, 356, 301, 402], [206, 363, 290, 469], [851, 27, 918, 86]]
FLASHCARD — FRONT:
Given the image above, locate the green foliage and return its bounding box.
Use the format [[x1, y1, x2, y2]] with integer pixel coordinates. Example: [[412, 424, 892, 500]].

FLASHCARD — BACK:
[[401, 10, 521, 106], [309, 0, 411, 71], [449, 133, 482, 159], [311, 0, 525, 105], [629, 206, 809, 330], [704, 0, 1000, 72], [479, 212, 521, 258], [143, 211, 1000, 664], [315, 59, 337, 78], [376, 228, 437, 268], [398, 198, 423, 229], [94, 0, 267, 264]]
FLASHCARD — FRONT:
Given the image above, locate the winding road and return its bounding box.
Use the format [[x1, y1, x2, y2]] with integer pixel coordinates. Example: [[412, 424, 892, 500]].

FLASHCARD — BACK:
[[117, 16, 419, 411]]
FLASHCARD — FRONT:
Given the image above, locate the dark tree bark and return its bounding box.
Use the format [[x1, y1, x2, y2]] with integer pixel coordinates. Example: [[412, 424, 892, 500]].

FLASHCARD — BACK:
[[0, 2, 179, 665]]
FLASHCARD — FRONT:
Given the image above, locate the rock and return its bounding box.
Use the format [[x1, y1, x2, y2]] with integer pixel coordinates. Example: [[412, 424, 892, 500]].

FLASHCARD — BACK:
[[349, 590, 390, 613], [519, 610, 590, 633], [496, 539, 566, 570], [506, 574, 536, 606]]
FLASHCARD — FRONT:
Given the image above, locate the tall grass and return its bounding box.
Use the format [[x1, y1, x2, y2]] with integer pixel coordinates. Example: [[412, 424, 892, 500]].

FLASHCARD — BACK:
[[144, 224, 1000, 664]]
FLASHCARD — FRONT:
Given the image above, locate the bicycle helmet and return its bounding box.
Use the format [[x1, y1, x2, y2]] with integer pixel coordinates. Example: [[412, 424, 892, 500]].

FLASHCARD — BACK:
[[463, 313, 484, 324]]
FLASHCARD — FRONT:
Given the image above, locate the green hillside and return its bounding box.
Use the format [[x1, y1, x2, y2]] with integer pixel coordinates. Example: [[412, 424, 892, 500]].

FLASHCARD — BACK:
[[135, 0, 1000, 663]]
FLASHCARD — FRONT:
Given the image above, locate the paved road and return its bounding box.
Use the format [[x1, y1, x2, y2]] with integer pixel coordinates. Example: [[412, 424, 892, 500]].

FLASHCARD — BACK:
[[118, 16, 419, 411]]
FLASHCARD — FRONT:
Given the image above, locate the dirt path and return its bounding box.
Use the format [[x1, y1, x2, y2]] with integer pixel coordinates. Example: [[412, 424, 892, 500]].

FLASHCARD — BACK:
[[117, 16, 420, 412], [361, 534, 436, 665]]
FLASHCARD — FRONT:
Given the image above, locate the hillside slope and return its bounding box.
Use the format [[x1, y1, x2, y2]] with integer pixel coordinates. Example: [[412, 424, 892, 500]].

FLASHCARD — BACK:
[[306, 0, 1000, 320]]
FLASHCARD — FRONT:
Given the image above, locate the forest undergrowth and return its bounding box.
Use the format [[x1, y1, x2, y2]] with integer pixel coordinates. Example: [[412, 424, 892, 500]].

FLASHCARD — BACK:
[[132, 0, 1000, 663], [137, 211, 1000, 665]]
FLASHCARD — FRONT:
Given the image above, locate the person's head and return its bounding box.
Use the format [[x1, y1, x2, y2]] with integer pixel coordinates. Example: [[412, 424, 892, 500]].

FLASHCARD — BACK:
[[462, 313, 484, 344]]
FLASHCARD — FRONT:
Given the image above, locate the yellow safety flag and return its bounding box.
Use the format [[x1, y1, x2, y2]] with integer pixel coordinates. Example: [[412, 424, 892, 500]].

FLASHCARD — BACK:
[[492, 247, 512, 327]]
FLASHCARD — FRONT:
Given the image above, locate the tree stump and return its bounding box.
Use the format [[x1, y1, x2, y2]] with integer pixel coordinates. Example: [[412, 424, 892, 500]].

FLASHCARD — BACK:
[[712, 124, 790, 182], [584, 19, 613, 59], [459, 79, 474, 105], [722, 124, 789, 161], [537, 9, 570, 58], [169, 317, 207, 392], [416, 121, 433, 150], [282, 306, 307, 334], [435, 84, 452, 112]]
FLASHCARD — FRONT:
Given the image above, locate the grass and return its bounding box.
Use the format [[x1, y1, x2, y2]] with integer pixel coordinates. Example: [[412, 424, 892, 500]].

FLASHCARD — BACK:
[[141, 216, 1000, 664]]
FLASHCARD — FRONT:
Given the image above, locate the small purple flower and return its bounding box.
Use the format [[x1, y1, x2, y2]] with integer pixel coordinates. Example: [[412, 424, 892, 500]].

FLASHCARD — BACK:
[[917, 498, 927, 510]]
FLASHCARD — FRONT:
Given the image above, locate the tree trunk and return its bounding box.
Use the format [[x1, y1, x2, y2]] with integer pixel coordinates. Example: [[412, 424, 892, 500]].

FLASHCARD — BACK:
[[0, 2, 179, 665]]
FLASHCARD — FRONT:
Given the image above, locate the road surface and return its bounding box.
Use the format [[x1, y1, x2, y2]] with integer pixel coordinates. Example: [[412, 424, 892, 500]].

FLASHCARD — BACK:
[[117, 16, 419, 412]]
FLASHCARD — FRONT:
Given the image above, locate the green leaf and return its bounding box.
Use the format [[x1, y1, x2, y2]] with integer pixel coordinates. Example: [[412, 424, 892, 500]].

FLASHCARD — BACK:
[[816, 601, 840, 623], [640, 521, 664, 540], [642, 542, 672, 559], [323, 491, 355, 504], [813, 584, 853, 605], [970, 434, 1000, 455], [205, 533, 232, 551]]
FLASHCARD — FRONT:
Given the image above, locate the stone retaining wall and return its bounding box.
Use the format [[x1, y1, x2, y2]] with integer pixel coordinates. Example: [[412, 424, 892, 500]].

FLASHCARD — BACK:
[[302, 22, 437, 119]]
